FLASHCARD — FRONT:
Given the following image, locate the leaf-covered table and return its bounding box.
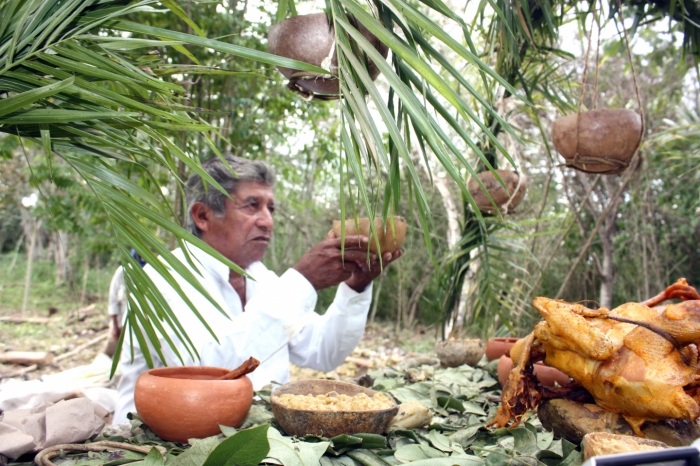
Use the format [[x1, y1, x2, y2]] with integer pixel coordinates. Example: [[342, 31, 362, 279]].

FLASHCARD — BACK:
[[7, 362, 583, 466]]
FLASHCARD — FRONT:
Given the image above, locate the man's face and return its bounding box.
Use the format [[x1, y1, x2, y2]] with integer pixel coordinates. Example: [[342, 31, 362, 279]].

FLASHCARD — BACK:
[[201, 181, 275, 270]]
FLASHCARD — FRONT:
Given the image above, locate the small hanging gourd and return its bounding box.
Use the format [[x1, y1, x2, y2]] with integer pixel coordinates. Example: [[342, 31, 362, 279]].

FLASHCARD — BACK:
[[467, 170, 527, 215], [551, 2, 644, 175], [268, 13, 389, 101], [552, 108, 642, 175]]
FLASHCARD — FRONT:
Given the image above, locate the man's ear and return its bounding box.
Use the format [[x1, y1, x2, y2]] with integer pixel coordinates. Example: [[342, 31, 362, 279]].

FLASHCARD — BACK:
[[190, 202, 213, 233]]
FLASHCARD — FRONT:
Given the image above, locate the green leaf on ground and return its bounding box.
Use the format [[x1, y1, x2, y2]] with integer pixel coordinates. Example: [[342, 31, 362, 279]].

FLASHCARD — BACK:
[[449, 425, 481, 448], [265, 427, 329, 466], [407, 460, 484, 466], [394, 444, 446, 462], [140, 448, 165, 466], [510, 427, 538, 455], [428, 431, 453, 452], [202, 424, 269, 466], [437, 396, 465, 413], [462, 401, 487, 416], [169, 436, 222, 466]]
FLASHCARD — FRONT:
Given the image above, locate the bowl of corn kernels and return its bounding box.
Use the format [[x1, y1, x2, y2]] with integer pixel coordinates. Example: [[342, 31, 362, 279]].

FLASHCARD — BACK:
[[270, 379, 398, 437]]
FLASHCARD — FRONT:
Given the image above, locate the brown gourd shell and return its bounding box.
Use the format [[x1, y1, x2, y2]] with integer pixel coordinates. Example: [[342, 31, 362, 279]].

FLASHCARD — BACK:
[[552, 109, 642, 175], [467, 170, 527, 214], [268, 13, 389, 97], [332, 216, 407, 254], [434, 339, 484, 367], [271, 379, 398, 437]]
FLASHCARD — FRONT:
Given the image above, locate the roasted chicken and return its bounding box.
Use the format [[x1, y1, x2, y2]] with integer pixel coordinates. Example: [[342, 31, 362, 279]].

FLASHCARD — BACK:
[[490, 279, 700, 436]]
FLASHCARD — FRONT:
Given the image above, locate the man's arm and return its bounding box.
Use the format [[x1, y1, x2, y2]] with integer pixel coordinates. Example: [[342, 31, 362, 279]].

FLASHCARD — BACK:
[[286, 233, 403, 371], [108, 267, 125, 340]]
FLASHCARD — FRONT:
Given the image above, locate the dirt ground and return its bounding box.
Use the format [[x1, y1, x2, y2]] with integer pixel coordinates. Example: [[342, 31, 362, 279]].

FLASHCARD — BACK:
[[0, 300, 439, 383]]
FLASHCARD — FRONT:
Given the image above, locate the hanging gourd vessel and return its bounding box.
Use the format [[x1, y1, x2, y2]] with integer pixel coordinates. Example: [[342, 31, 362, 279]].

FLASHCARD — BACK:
[[467, 170, 527, 215], [268, 13, 389, 101], [551, 4, 643, 175], [552, 109, 642, 175]]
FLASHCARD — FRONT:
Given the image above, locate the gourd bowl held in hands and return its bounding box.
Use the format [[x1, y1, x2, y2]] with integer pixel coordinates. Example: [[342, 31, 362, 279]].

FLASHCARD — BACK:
[[332, 216, 407, 254], [134, 366, 253, 443]]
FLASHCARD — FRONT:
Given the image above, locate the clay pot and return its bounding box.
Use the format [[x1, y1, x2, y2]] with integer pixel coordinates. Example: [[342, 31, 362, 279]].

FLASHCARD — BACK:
[[268, 13, 389, 98], [485, 337, 520, 361], [467, 170, 527, 215], [552, 109, 642, 175], [332, 216, 407, 254], [497, 356, 571, 388], [271, 380, 398, 437], [434, 339, 484, 367], [134, 366, 253, 443]]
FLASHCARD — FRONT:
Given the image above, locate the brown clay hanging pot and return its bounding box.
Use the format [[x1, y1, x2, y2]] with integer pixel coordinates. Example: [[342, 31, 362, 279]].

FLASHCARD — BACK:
[[268, 13, 389, 100], [467, 169, 527, 215], [552, 108, 642, 175]]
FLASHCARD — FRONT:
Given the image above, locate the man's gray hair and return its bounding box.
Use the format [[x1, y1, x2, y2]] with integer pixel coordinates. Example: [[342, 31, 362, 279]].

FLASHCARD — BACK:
[[185, 155, 275, 237]]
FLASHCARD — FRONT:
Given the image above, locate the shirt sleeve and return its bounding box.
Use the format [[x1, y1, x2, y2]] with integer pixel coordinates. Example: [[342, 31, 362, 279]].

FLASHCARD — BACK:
[[287, 279, 373, 371], [107, 267, 124, 317]]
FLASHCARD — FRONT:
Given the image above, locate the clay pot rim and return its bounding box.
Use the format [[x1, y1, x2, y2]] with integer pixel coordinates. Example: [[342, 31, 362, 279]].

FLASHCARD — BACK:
[[487, 337, 520, 343], [144, 366, 249, 381], [498, 356, 563, 368], [271, 380, 398, 415]]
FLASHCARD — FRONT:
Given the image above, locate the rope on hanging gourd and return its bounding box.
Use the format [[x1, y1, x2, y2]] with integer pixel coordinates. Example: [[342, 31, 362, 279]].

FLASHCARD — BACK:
[[287, 36, 339, 101], [616, 0, 645, 152], [570, 3, 597, 171], [564, 0, 645, 174]]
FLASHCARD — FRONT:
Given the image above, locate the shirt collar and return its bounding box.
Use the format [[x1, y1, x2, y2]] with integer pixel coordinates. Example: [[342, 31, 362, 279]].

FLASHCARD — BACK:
[[180, 242, 236, 285]]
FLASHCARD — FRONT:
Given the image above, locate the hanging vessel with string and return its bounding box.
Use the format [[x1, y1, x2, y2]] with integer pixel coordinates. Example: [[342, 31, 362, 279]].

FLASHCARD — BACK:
[[267, 13, 388, 101], [467, 169, 527, 215], [552, 2, 644, 175]]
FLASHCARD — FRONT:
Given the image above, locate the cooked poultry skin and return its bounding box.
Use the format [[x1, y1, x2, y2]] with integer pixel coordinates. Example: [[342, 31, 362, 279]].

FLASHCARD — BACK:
[[490, 279, 700, 436]]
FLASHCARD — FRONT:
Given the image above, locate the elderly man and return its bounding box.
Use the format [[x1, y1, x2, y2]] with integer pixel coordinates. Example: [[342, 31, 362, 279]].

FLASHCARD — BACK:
[[114, 155, 402, 423]]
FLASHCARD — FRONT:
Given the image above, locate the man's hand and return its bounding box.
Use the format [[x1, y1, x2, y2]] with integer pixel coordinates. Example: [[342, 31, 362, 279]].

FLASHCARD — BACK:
[[293, 232, 403, 292], [345, 248, 403, 292], [293, 234, 375, 290]]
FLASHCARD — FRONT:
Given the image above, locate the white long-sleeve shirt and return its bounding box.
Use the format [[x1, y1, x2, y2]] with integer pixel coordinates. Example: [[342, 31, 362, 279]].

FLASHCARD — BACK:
[[113, 245, 373, 423], [107, 266, 126, 320]]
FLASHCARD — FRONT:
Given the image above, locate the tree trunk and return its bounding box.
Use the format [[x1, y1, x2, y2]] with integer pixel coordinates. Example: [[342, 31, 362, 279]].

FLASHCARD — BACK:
[[53, 231, 69, 284], [80, 256, 90, 304], [369, 272, 386, 325], [8, 234, 24, 273], [22, 219, 42, 315], [434, 176, 461, 248], [596, 177, 622, 309], [434, 174, 469, 336], [598, 234, 615, 309], [405, 272, 432, 329]]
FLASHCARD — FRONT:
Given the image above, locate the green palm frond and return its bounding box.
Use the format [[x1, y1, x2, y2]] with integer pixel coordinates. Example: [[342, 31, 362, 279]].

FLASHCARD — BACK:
[[0, 0, 329, 371], [3, 0, 699, 365]]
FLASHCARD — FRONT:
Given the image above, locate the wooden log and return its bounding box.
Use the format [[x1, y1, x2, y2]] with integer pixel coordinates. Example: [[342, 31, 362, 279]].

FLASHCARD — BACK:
[[583, 432, 668, 460], [345, 357, 373, 368], [0, 331, 108, 378], [55, 332, 108, 363], [0, 351, 54, 365], [0, 316, 55, 324], [538, 399, 700, 447]]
